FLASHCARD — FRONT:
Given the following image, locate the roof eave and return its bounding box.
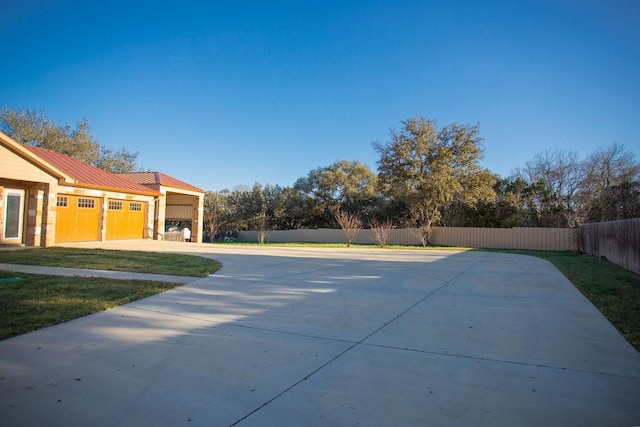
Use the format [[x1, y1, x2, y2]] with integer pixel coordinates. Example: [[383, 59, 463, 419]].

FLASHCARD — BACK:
[[0, 131, 77, 183], [61, 182, 161, 197], [162, 185, 205, 194]]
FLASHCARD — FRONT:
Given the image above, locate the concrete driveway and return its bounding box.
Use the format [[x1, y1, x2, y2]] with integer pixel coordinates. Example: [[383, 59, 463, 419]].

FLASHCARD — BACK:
[[1, 242, 639, 426]]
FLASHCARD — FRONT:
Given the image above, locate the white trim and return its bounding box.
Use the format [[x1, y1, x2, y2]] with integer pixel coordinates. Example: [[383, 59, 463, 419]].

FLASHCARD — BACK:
[[2, 188, 25, 243]]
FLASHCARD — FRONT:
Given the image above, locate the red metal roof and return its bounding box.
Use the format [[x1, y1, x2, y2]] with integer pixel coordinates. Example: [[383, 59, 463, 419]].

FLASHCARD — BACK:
[[24, 145, 160, 195], [118, 172, 204, 193]]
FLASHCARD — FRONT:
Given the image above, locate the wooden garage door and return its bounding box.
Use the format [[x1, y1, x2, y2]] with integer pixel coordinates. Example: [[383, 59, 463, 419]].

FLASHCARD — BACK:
[[106, 200, 146, 240], [55, 195, 101, 243]]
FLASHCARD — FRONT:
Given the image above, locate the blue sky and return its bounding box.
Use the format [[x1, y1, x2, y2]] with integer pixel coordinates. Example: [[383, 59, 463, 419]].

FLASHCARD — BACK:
[[1, 0, 639, 191]]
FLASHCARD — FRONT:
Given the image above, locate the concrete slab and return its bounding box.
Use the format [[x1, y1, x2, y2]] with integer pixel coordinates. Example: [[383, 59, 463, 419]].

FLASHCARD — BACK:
[[0, 306, 351, 426], [1, 242, 639, 426], [246, 345, 640, 427]]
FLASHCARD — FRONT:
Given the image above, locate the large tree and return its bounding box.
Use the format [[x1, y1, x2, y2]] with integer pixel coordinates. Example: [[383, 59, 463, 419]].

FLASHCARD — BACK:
[[374, 117, 495, 239], [202, 191, 230, 242], [225, 183, 299, 242], [0, 107, 140, 173], [491, 176, 541, 227], [294, 160, 378, 227]]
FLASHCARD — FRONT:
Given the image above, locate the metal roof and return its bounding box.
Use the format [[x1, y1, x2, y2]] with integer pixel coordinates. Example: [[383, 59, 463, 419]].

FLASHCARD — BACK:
[[118, 171, 205, 193], [24, 145, 160, 196]]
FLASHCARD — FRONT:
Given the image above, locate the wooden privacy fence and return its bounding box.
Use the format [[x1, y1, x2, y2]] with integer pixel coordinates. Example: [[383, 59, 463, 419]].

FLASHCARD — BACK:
[[579, 218, 640, 275], [238, 226, 578, 251]]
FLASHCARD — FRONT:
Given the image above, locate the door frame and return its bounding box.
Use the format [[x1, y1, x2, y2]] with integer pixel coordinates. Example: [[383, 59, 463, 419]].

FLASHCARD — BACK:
[[2, 188, 25, 244]]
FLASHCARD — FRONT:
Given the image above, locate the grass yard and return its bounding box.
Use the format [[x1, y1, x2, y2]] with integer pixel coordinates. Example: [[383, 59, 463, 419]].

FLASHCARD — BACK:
[[497, 250, 640, 352], [0, 272, 183, 340], [0, 247, 221, 277], [0, 248, 222, 340]]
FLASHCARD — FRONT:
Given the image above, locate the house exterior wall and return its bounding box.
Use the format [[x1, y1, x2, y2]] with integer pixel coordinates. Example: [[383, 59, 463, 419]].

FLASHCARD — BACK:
[[193, 193, 204, 244], [25, 184, 45, 246], [155, 189, 167, 241], [0, 145, 58, 183], [0, 180, 59, 247], [0, 141, 60, 247]]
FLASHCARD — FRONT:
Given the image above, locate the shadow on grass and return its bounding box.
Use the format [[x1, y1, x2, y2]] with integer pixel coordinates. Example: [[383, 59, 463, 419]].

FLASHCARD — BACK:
[[0, 271, 183, 340], [0, 247, 221, 277]]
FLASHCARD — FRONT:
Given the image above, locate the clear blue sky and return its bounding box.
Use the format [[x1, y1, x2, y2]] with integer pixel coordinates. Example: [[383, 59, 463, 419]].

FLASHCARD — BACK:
[[2, 0, 638, 191]]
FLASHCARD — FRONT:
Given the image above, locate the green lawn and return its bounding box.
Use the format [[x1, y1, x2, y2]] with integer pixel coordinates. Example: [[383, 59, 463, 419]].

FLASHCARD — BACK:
[[0, 248, 222, 340], [0, 247, 221, 277], [0, 272, 183, 340]]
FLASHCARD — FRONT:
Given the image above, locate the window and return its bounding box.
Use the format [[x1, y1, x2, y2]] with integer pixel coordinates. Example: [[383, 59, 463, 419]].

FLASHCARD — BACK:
[[108, 200, 123, 210], [3, 190, 24, 239], [129, 202, 142, 212], [78, 198, 95, 209], [57, 196, 68, 207]]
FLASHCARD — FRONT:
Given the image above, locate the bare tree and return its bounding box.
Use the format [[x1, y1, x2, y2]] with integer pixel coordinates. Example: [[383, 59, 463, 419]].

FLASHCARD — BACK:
[[411, 224, 431, 247], [515, 148, 582, 227], [579, 142, 640, 222], [255, 210, 269, 244], [335, 210, 362, 247], [514, 144, 640, 226], [370, 219, 393, 247]]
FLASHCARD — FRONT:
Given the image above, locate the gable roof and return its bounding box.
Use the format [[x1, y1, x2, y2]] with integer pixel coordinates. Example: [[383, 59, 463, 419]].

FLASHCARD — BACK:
[[118, 172, 205, 193], [23, 145, 160, 196], [1, 131, 75, 181]]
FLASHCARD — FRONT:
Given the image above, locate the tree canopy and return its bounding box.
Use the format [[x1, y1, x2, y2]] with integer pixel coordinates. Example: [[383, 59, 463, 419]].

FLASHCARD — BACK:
[[374, 117, 497, 232], [513, 143, 640, 226], [0, 107, 140, 173], [203, 118, 638, 243], [6, 108, 635, 239], [294, 160, 377, 227]]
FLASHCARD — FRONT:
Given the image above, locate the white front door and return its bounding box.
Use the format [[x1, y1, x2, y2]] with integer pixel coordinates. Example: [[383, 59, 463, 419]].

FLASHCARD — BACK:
[[2, 189, 25, 244]]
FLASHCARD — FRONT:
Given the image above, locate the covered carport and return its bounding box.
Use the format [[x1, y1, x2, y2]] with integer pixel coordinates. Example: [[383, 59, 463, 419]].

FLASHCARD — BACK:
[[118, 172, 204, 243]]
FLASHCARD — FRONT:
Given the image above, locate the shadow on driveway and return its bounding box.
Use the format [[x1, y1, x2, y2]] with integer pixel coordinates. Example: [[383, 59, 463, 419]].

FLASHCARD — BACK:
[[1, 243, 639, 426]]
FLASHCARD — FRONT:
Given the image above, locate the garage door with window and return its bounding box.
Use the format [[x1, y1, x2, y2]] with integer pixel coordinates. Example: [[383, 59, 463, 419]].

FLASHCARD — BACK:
[[55, 195, 101, 243], [106, 200, 146, 240]]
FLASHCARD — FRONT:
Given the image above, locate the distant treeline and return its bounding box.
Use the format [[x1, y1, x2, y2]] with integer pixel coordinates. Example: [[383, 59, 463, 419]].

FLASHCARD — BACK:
[[204, 117, 640, 240]]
